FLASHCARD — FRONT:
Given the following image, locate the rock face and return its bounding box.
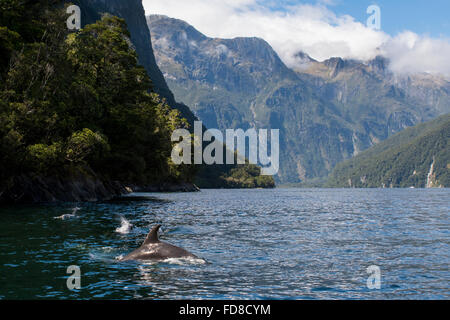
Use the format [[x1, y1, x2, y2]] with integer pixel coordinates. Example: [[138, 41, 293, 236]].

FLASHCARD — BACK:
[[148, 14, 297, 131], [0, 172, 202, 204], [137, 182, 200, 193], [0, 170, 128, 204], [148, 15, 450, 183]]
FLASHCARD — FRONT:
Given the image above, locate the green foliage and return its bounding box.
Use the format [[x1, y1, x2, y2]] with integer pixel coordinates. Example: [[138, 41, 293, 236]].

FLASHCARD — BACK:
[[0, 26, 20, 75], [0, 4, 195, 192], [226, 165, 275, 188], [26, 142, 63, 173], [0, 3, 271, 197], [327, 114, 450, 188], [196, 158, 275, 189], [66, 128, 109, 163]]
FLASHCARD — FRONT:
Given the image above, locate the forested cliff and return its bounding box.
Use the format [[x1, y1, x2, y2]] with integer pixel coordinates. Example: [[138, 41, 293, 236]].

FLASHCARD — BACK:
[[0, 1, 195, 203], [0, 1, 274, 203]]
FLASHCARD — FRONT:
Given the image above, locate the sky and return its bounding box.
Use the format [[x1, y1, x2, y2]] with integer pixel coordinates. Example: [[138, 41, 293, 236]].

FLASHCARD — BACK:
[[273, 0, 450, 37], [143, 0, 450, 78]]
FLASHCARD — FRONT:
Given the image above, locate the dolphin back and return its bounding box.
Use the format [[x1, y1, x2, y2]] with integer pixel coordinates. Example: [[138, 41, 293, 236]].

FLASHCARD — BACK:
[[120, 225, 199, 261], [121, 241, 198, 261], [143, 224, 161, 245]]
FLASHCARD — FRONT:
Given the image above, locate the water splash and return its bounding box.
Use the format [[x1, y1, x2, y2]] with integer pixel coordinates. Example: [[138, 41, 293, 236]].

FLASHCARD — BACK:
[[132, 257, 206, 266], [115, 254, 125, 261], [54, 206, 80, 220], [89, 247, 123, 263], [161, 257, 207, 265], [115, 216, 133, 234]]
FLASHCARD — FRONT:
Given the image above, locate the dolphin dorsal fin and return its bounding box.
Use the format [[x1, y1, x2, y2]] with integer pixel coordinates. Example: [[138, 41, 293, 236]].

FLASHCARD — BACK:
[[143, 225, 161, 245]]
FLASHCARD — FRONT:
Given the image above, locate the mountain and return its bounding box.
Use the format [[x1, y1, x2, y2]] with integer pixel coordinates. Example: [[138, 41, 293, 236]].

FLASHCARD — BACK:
[[147, 14, 298, 130], [147, 15, 450, 183], [296, 55, 450, 126], [327, 114, 450, 188], [72, 2, 274, 189]]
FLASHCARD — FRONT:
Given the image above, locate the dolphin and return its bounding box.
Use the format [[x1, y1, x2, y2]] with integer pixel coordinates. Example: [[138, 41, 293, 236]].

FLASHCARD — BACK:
[[120, 225, 199, 261]]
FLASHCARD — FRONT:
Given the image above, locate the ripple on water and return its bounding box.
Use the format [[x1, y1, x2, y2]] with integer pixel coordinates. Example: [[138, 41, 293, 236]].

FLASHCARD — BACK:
[[0, 188, 448, 299]]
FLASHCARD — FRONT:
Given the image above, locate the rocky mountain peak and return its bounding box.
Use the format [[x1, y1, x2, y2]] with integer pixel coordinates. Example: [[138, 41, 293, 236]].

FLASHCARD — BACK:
[[295, 51, 317, 63], [148, 15, 284, 66], [323, 57, 347, 77], [147, 14, 298, 94], [147, 14, 207, 43], [368, 55, 390, 77]]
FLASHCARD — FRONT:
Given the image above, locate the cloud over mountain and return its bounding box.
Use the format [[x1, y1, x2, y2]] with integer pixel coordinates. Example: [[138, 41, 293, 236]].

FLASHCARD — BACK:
[[143, 0, 450, 78]]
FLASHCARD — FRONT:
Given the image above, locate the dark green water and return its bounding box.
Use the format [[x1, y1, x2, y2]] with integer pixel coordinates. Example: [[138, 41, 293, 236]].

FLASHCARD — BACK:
[[0, 188, 448, 299]]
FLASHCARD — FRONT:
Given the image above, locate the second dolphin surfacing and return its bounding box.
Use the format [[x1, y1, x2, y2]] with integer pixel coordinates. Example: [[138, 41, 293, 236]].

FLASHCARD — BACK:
[[119, 225, 199, 262]]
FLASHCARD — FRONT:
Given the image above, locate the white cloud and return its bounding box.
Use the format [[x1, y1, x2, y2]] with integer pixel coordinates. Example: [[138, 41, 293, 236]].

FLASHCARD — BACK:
[[143, 0, 450, 78], [381, 32, 450, 77]]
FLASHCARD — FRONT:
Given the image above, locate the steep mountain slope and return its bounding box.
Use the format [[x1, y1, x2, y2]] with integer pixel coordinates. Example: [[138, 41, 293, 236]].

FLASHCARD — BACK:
[[148, 15, 357, 181], [147, 15, 450, 183], [327, 114, 450, 188], [73, 0, 196, 124], [296, 55, 450, 129], [69, 1, 274, 189], [147, 14, 299, 130]]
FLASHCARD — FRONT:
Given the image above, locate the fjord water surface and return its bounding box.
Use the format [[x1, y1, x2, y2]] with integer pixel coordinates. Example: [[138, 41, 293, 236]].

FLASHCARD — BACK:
[[0, 189, 448, 299]]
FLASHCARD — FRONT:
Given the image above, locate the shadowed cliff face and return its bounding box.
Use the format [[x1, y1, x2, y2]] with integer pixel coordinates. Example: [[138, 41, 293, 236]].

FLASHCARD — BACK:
[[148, 15, 450, 183], [72, 0, 196, 124]]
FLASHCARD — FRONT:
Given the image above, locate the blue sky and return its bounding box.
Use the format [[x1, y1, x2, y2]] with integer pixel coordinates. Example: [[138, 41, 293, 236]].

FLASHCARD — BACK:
[[259, 0, 449, 37], [324, 0, 449, 37]]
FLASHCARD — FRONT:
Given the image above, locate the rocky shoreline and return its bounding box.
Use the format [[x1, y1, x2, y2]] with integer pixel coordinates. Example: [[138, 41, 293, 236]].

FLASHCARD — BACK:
[[0, 173, 200, 205], [134, 182, 200, 193]]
